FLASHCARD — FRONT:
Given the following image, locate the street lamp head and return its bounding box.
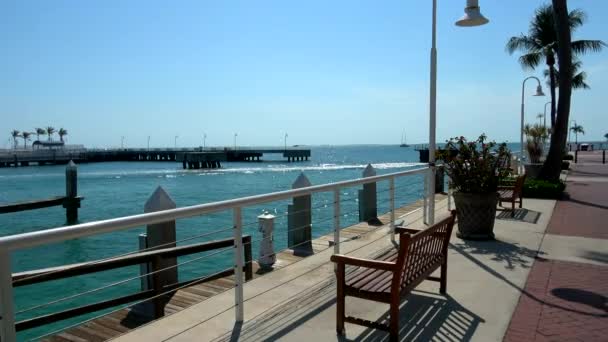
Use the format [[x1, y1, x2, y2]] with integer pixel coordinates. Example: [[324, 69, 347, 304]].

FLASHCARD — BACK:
[[534, 84, 545, 96], [455, 0, 489, 27]]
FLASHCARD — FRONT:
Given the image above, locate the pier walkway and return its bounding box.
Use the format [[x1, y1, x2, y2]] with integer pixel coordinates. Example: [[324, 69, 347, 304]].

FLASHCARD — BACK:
[[41, 195, 446, 341], [0, 147, 311, 168]]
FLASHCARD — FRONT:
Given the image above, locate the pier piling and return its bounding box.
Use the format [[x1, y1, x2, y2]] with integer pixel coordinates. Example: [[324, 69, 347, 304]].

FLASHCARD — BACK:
[[63, 161, 81, 224], [144, 187, 178, 318], [358, 164, 378, 223], [287, 173, 313, 255]]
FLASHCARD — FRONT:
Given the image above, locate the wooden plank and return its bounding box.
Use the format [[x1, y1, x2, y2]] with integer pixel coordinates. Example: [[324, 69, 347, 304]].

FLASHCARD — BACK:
[[0, 196, 67, 214]]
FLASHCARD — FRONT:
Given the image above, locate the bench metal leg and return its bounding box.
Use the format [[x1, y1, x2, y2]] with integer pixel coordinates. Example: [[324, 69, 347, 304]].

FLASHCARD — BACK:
[[336, 264, 345, 335], [440, 261, 447, 294], [389, 301, 399, 341], [511, 201, 515, 217]]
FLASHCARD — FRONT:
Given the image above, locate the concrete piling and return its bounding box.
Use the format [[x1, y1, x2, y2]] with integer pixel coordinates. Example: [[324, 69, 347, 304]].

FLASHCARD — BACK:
[[63, 161, 80, 224], [358, 164, 377, 223], [287, 173, 313, 255], [144, 187, 178, 318]]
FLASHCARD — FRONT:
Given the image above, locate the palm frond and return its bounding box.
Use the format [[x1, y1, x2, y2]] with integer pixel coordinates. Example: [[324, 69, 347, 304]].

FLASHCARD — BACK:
[[568, 8, 587, 32], [571, 39, 607, 55], [506, 35, 541, 54], [572, 71, 590, 90], [518, 52, 542, 70]]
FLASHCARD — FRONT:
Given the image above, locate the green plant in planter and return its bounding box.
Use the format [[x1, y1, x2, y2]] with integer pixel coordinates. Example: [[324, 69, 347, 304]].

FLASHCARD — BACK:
[[437, 134, 511, 240], [524, 124, 549, 164]]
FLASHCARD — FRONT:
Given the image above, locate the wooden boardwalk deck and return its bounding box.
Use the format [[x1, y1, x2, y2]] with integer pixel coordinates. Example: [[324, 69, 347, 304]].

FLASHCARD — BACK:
[[41, 194, 446, 342]]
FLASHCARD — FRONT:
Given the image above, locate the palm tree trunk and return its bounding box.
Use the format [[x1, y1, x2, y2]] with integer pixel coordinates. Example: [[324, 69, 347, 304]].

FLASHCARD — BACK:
[[549, 64, 557, 128], [540, 0, 573, 181]]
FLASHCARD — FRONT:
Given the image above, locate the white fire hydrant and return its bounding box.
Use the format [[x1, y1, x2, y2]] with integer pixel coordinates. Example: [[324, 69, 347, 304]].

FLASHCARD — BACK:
[[258, 211, 276, 269]]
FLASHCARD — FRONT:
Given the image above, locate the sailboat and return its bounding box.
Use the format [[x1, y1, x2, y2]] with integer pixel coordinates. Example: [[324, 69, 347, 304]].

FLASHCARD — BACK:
[[400, 131, 410, 147]]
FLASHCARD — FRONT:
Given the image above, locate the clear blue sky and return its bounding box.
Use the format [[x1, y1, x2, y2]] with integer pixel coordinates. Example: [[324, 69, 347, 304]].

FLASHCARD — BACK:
[[1, 0, 607, 148]]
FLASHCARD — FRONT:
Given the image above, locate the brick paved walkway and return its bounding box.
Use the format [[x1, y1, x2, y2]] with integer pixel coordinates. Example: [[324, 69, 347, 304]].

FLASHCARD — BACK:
[[504, 164, 608, 341]]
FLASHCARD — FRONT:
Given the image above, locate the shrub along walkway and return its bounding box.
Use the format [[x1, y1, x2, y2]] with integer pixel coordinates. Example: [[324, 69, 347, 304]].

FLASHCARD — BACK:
[[504, 163, 608, 341]]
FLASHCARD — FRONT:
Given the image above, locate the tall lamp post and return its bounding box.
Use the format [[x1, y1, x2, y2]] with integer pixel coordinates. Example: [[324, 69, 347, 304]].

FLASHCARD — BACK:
[[520, 76, 545, 163], [203, 133, 207, 150], [543, 101, 551, 128], [234, 133, 238, 151], [284, 133, 288, 151], [174, 135, 178, 149], [147, 136, 150, 151], [427, 0, 489, 225]]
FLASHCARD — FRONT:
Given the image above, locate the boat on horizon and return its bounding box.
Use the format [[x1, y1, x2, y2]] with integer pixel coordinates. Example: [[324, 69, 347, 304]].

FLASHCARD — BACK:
[[400, 130, 410, 147]]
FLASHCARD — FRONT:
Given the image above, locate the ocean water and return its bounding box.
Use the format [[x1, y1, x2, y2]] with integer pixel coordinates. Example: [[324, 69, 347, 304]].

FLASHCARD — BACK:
[[0, 145, 429, 340]]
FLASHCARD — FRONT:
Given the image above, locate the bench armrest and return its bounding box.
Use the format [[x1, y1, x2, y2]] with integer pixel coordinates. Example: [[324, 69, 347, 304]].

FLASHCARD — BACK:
[[330, 254, 396, 271], [395, 226, 422, 235]]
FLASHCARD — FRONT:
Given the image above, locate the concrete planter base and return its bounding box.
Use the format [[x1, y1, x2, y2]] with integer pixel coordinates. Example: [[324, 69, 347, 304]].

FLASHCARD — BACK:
[[524, 163, 543, 179], [453, 192, 498, 240]]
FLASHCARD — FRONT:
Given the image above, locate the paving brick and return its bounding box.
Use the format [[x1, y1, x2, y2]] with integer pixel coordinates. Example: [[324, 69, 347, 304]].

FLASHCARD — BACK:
[[504, 259, 608, 341]]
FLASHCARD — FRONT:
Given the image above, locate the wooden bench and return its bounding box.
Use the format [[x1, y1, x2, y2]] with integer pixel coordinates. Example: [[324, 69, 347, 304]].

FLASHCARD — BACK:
[[498, 174, 526, 217], [330, 211, 456, 341]]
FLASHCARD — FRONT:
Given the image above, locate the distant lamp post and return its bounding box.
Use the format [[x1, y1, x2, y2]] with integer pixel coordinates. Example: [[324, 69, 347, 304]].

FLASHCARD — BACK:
[[284, 133, 288, 151], [203, 133, 207, 150], [234, 133, 238, 151], [520, 76, 545, 162], [426, 0, 489, 225], [147, 136, 151, 151], [174, 135, 178, 149]]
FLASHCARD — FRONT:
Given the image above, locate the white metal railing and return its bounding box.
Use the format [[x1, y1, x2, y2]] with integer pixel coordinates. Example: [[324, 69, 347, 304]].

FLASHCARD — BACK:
[[0, 166, 430, 341]]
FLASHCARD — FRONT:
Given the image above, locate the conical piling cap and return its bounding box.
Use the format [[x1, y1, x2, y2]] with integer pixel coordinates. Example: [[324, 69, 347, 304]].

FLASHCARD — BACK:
[[145, 186, 176, 212], [363, 164, 376, 177], [292, 172, 312, 189]]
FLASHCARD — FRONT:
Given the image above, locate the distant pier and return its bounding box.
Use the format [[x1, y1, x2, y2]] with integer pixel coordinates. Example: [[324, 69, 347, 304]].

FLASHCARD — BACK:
[[0, 147, 311, 168]]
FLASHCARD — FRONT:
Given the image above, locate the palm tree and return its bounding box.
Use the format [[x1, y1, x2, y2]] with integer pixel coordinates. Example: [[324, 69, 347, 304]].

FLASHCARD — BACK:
[[35, 128, 46, 141], [536, 113, 544, 125], [21, 132, 32, 149], [604, 133, 608, 142], [543, 59, 589, 90], [58, 128, 68, 142], [506, 4, 606, 128], [46, 126, 55, 141], [10, 130, 20, 149], [570, 124, 585, 144]]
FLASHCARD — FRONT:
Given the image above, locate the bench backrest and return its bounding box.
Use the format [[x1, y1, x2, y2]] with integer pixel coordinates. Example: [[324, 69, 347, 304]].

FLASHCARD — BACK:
[[394, 211, 456, 294], [512, 174, 527, 197]]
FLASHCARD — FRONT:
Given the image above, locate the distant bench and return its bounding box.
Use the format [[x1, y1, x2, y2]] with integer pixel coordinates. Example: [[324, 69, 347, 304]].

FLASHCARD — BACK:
[[331, 211, 456, 341]]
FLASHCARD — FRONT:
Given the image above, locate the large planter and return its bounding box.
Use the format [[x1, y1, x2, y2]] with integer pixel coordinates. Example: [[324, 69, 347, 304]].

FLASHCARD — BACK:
[[453, 192, 498, 240], [524, 163, 543, 179]]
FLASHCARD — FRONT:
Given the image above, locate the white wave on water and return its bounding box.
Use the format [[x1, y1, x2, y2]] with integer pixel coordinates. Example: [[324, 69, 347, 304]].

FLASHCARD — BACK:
[[0, 162, 425, 179], [214, 162, 424, 174]]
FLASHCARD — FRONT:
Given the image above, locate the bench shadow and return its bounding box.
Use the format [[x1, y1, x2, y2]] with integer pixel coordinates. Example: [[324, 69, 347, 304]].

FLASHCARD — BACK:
[[496, 209, 540, 224], [343, 293, 484, 342], [581, 251, 608, 265]]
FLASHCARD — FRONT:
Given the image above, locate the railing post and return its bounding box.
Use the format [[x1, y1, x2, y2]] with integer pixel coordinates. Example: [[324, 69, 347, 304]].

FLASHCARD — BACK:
[[333, 188, 340, 260], [575, 149, 578, 164], [423, 173, 428, 225], [389, 178, 395, 242], [447, 181, 452, 211], [0, 251, 16, 342], [233, 207, 244, 322], [138, 233, 151, 291], [603, 150, 605, 164]]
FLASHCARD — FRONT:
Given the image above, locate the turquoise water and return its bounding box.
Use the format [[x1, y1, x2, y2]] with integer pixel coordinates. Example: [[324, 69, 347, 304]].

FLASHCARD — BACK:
[[0, 145, 429, 340]]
